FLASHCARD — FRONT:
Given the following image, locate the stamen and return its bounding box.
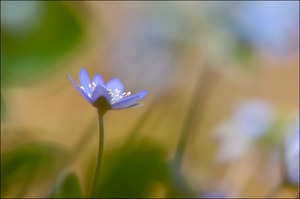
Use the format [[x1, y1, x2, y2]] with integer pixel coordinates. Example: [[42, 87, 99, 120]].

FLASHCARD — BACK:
[[106, 87, 132, 104], [79, 85, 92, 98], [86, 82, 97, 92]]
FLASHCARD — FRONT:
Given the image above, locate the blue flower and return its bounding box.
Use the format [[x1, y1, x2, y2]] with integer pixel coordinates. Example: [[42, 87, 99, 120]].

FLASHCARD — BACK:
[[67, 67, 148, 110], [212, 100, 275, 162], [232, 1, 299, 57]]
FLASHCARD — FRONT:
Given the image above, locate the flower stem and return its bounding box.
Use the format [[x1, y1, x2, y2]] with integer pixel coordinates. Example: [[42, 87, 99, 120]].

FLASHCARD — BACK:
[[90, 109, 105, 198], [173, 64, 215, 172]]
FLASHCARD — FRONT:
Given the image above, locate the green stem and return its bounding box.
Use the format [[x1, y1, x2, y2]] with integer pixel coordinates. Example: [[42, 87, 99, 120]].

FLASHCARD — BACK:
[[90, 109, 105, 198], [173, 64, 214, 173]]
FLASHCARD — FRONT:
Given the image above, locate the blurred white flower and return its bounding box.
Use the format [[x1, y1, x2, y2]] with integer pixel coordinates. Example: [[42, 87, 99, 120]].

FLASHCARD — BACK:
[[284, 116, 299, 185], [212, 100, 275, 162]]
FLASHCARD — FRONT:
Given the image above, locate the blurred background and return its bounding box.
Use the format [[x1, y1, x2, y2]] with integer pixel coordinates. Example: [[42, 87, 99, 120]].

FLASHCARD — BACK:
[[1, 1, 299, 198]]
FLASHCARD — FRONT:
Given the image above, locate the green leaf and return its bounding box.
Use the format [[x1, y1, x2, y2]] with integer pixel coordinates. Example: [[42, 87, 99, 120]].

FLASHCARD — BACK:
[[85, 138, 194, 198], [1, 141, 67, 198], [51, 171, 82, 198], [1, 1, 86, 86], [84, 139, 166, 198]]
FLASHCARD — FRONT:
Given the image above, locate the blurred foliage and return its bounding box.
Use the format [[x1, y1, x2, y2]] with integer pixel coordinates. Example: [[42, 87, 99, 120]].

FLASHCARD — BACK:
[[1, 141, 68, 198], [1, 94, 5, 120], [50, 171, 82, 198], [233, 40, 258, 71], [85, 138, 194, 198], [1, 1, 86, 86], [1, 1, 299, 198], [258, 114, 287, 150]]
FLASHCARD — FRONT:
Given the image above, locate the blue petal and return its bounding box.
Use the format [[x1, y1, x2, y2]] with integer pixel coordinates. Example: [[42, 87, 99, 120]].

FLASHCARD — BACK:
[[92, 85, 111, 103], [112, 90, 148, 109], [137, 90, 148, 100], [79, 68, 92, 93], [92, 74, 104, 86], [105, 78, 124, 94], [112, 95, 140, 109], [67, 74, 93, 103]]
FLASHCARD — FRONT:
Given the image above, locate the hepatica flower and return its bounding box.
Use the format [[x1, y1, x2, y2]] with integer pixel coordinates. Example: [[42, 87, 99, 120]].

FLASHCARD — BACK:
[[67, 67, 148, 111], [67, 67, 148, 197], [212, 100, 275, 162]]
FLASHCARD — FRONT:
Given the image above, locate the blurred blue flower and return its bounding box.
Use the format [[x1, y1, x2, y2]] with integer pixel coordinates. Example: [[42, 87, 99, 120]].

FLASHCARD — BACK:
[[232, 1, 299, 58], [232, 100, 275, 139], [194, 1, 298, 62], [284, 116, 299, 185], [212, 100, 275, 162], [67, 68, 148, 110], [105, 3, 191, 95]]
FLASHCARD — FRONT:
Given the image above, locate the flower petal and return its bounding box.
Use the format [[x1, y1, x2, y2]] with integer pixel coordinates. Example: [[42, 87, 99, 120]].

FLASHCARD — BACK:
[[105, 78, 124, 94], [112, 96, 140, 109], [79, 68, 92, 93], [67, 74, 93, 103], [112, 90, 148, 109], [127, 102, 144, 108], [92, 74, 104, 86], [92, 85, 111, 103], [137, 90, 148, 100]]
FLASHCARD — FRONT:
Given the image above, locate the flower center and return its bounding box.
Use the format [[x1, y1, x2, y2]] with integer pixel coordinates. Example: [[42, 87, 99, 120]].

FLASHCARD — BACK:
[[80, 81, 131, 103]]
